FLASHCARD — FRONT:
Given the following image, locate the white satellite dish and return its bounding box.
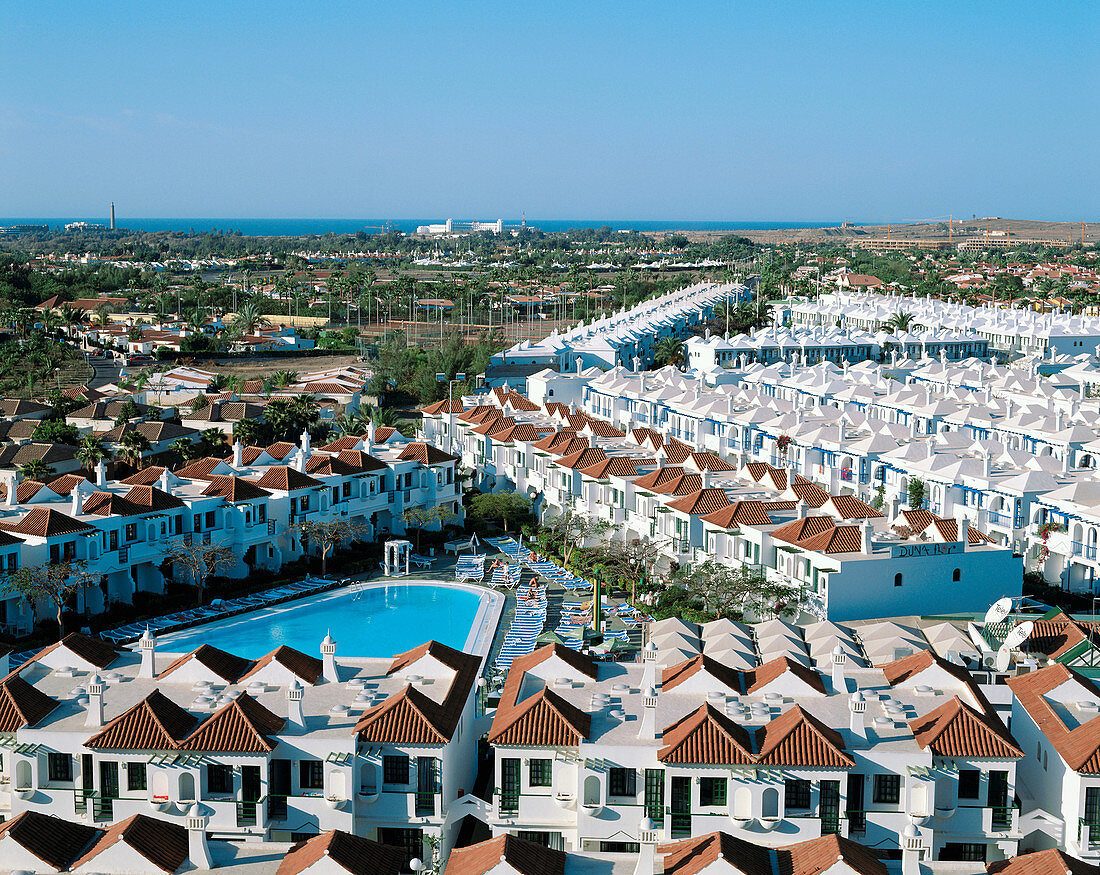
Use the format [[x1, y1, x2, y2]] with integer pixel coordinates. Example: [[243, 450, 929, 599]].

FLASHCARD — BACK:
[[984, 597, 1014, 626], [994, 645, 1012, 673], [1002, 620, 1036, 652]]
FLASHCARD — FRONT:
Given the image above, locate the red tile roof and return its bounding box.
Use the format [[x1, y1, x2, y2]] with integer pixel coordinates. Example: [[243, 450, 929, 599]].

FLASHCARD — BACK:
[[631, 465, 685, 491], [239, 646, 323, 686], [746, 657, 827, 695], [1007, 663, 1100, 773], [781, 833, 888, 875], [658, 703, 755, 764], [0, 811, 100, 871], [755, 705, 854, 768], [86, 690, 197, 750], [666, 487, 732, 516], [0, 506, 95, 537], [446, 835, 566, 875], [180, 693, 285, 753], [701, 500, 775, 528], [555, 447, 608, 470], [278, 830, 407, 875], [909, 696, 1023, 759], [71, 814, 188, 874], [398, 442, 459, 465], [252, 465, 323, 491], [825, 494, 885, 520], [0, 674, 58, 732], [158, 644, 254, 683], [659, 832, 772, 875], [795, 523, 864, 554], [661, 655, 743, 694], [987, 849, 1100, 875]]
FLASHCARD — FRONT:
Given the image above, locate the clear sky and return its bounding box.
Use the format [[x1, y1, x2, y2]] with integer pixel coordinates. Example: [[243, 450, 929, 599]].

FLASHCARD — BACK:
[[2, 1, 1097, 221]]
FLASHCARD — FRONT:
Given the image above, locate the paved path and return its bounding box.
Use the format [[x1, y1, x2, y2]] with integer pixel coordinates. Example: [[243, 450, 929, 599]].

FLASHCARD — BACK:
[[86, 352, 120, 389]]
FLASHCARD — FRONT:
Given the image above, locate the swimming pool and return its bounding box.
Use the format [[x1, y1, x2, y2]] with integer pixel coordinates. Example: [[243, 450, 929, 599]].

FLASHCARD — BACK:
[[156, 582, 502, 659]]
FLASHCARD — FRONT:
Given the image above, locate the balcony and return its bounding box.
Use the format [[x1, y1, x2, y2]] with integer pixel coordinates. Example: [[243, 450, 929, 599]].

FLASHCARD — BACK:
[[986, 511, 1012, 528], [839, 469, 853, 482]]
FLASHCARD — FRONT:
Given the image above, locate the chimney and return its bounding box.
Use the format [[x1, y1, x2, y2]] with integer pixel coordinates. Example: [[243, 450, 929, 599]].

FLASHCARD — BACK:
[[795, 500, 807, 519], [186, 803, 214, 870], [1063, 450, 1073, 475], [700, 468, 712, 490], [640, 641, 658, 690], [830, 645, 847, 694], [85, 674, 105, 728], [848, 691, 866, 741], [983, 452, 992, 478], [232, 440, 243, 467], [955, 513, 969, 552], [909, 416, 918, 439], [94, 459, 107, 487], [637, 686, 659, 741], [633, 817, 659, 875], [4, 473, 14, 507], [158, 468, 171, 495], [901, 825, 923, 875], [138, 628, 156, 678], [71, 485, 83, 517], [321, 633, 338, 683], [859, 521, 873, 553], [286, 679, 305, 728], [294, 449, 306, 474], [300, 428, 312, 459]]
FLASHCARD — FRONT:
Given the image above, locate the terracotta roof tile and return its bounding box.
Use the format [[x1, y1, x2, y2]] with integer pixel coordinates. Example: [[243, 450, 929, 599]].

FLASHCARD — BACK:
[[795, 523, 864, 554], [86, 690, 197, 750], [909, 696, 1023, 759], [661, 655, 743, 694], [667, 487, 732, 516], [446, 835, 567, 875], [631, 465, 685, 491], [0, 811, 101, 871], [660, 832, 772, 875], [781, 833, 888, 875], [71, 814, 188, 874], [746, 657, 827, 695], [663, 439, 693, 464], [24, 632, 126, 671], [487, 687, 591, 746], [157, 644, 254, 683], [987, 849, 1100, 875], [180, 693, 285, 753], [771, 515, 837, 545], [701, 500, 775, 528], [421, 399, 465, 415], [278, 830, 407, 875], [0, 674, 58, 732], [687, 452, 737, 472], [252, 465, 323, 491], [398, 442, 459, 465], [755, 705, 854, 768], [239, 646, 323, 685], [1007, 663, 1100, 773], [658, 703, 755, 764], [825, 494, 885, 520], [123, 485, 186, 510], [0, 506, 95, 537], [335, 450, 389, 472], [174, 456, 229, 479]]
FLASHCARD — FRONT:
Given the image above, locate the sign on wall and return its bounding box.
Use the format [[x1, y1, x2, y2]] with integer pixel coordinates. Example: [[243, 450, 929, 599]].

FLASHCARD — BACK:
[[890, 541, 964, 559]]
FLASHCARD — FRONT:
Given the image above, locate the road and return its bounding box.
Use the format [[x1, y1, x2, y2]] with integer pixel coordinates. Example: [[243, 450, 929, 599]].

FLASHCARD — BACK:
[[86, 352, 121, 390]]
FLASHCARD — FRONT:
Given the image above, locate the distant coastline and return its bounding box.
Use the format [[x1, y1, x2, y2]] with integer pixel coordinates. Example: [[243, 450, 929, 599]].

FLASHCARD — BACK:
[[0, 217, 868, 237]]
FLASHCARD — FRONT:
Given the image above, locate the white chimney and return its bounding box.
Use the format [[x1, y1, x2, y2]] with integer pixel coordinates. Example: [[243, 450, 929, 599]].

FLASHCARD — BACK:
[[640, 642, 658, 690], [909, 416, 918, 440], [294, 449, 306, 474], [85, 674, 105, 728], [901, 824, 923, 875], [186, 803, 214, 870], [849, 691, 866, 741], [71, 486, 83, 517], [637, 686, 659, 741], [158, 469, 171, 495], [796, 500, 807, 519], [700, 468, 712, 490], [138, 628, 156, 679], [286, 679, 305, 729], [300, 428, 312, 459], [321, 633, 338, 683], [633, 817, 658, 875], [955, 513, 969, 552], [232, 440, 243, 468], [859, 521, 873, 553], [1063, 450, 1073, 475], [830, 645, 847, 694], [94, 459, 107, 487], [4, 474, 14, 507]]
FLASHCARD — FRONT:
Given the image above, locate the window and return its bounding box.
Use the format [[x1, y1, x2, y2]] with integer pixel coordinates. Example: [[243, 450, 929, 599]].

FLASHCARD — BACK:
[[207, 764, 233, 794], [939, 843, 987, 863], [952, 568, 961, 582], [377, 827, 424, 874], [894, 572, 903, 587], [193, 513, 202, 532], [644, 769, 665, 825], [257, 504, 266, 523], [873, 774, 900, 804], [47, 753, 73, 782], [500, 758, 520, 813], [700, 777, 727, 807], [205, 510, 216, 528], [958, 768, 981, 799], [383, 755, 410, 785], [529, 759, 552, 787], [608, 767, 636, 798], [127, 762, 147, 792], [785, 778, 811, 810], [125, 523, 137, 542], [299, 759, 323, 791]]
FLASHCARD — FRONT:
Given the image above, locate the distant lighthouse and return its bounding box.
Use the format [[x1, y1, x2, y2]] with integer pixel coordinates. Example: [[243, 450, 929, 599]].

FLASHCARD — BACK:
[[110, 203, 115, 230]]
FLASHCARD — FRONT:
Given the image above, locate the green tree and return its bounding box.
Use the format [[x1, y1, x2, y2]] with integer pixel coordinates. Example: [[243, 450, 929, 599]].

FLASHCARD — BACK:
[[19, 458, 54, 480], [292, 518, 369, 575], [2, 559, 86, 637], [468, 491, 534, 534], [165, 540, 235, 606], [76, 435, 111, 471], [30, 419, 80, 445], [233, 419, 266, 446], [653, 337, 685, 368], [907, 478, 926, 510], [540, 507, 612, 566], [674, 560, 805, 620], [118, 429, 152, 469]]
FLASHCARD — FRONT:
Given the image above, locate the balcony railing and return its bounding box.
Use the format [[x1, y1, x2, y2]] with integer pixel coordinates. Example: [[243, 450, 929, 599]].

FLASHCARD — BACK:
[[839, 469, 853, 482], [845, 809, 867, 834], [237, 799, 258, 827], [267, 795, 288, 821], [986, 511, 1012, 528]]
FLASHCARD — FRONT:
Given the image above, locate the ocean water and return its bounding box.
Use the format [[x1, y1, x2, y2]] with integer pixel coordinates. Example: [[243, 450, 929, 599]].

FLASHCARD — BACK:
[[2, 217, 861, 237]]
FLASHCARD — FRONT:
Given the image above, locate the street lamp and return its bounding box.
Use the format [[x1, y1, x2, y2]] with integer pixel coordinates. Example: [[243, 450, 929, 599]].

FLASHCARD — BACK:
[[54, 367, 61, 392], [436, 372, 466, 453]]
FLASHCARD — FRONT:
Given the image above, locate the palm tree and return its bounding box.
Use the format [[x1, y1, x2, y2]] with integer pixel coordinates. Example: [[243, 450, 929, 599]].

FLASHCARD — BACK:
[[366, 405, 401, 428], [232, 300, 270, 335], [200, 427, 226, 454], [883, 312, 915, 333], [19, 458, 54, 480], [653, 337, 685, 368], [233, 418, 265, 447], [270, 369, 299, 388], [171, 437, 196, 466], [118, 430, 152, 469], [334, 411, 371, 436], [76, 436, 111, 472], [58, 305, 82, 339]]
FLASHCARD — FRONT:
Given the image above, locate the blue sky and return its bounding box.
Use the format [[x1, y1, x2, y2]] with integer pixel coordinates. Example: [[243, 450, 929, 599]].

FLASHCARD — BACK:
[[1, 1, 1096, 221]]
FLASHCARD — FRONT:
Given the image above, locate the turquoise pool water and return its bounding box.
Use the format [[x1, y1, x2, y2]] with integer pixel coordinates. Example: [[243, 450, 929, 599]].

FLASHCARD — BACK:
[[157, 584, 486, 659]]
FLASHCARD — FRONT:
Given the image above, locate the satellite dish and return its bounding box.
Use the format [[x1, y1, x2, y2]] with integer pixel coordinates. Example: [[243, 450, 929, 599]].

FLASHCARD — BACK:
[[994, 645, 1012, 673], [984, 597, 1014, 626], [1002, 620, 1036, 652]]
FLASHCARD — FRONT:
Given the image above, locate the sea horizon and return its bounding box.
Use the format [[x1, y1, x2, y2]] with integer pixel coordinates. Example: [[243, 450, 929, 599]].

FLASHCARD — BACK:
[[0, 217, 875, 237]]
